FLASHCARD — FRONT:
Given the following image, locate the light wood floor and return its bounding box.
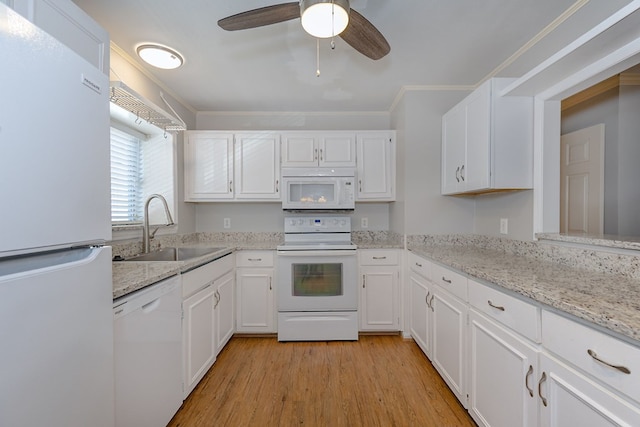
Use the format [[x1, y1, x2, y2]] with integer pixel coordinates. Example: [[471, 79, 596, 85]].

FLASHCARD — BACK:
[[168, 335, 476, 427]]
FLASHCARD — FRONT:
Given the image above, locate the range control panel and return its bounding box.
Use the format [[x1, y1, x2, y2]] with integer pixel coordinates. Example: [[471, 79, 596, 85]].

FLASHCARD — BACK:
[[284, 216, 351, 233]]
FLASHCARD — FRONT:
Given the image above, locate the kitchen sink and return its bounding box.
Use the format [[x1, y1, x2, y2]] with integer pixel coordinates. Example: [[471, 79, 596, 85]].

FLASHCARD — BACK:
[[124, 246, 227, 262]]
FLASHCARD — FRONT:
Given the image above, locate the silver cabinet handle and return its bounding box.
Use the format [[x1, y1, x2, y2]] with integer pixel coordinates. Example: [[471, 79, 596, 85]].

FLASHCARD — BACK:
[[214, 290, 220, 309], [247, 258, 262, 262], [320, 148, 323, 162], [359, 179, 362, 192], [229, 180, 233, 192], [441, 276, 452, 284], [372, 256, 387, 260], [276, 179, 279, 193], [314, 148, 318, 160], [362, 275, 366, 289], [429, 294, 435, 312], [415, 262, 423, 268], [460, 164, 465, 181], [455, 166, 460, 182], [525, 365, 534, 397], [538, 372, 548, 407], [487, 300, 505, 311], [587, 349, 631, 374], [269, 277, 272, 291], [425, 291, 431, 308]]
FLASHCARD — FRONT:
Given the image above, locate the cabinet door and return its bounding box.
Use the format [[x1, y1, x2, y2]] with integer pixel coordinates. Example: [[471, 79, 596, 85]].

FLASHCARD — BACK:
[[184, 132, 234, 200], [356, 132, 395, 200], [465, 82, 491, 191], [214, 272, 235, 355], [468, 310, 538, 427], [182, 284, 216, 398], [409, 273, 432, 358], [539, 353, 640, 427], [235, 133, 281, 199], [236, 268, 275, 333], [359, 266, 399, 331], [442, 103, 466, 194], [432, 286, 467, 407], [281, 134, 318, 167], [320, 133, 356, 167]]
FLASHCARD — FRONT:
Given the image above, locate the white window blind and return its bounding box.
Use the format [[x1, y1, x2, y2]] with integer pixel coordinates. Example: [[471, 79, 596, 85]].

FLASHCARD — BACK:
[[110, 127, 142, 223]]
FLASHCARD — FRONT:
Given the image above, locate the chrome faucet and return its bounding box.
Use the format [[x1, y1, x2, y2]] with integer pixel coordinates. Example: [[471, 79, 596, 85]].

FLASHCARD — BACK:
[[142, 194, 174, 253]]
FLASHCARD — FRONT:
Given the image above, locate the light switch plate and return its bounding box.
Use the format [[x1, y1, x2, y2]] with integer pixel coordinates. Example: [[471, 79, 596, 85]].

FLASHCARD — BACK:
[[361, 217, 368, 228], [223, 218, 231, 229], [500, 218, 508, 235]]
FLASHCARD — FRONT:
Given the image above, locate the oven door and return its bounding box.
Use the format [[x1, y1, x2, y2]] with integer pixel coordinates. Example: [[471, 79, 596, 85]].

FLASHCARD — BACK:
[[277, 250, 357, 311], [281, 177, 354, 210]]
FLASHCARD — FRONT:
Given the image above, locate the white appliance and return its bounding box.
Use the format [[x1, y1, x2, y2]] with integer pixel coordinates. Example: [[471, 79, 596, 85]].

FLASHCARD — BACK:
[[0, 5, 114, 427], [114, 275, 183, 427], [281, 168, 356, 211], [277, 216, 358, 341]]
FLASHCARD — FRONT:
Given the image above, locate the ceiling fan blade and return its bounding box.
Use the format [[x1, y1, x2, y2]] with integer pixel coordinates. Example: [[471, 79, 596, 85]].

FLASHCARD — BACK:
[[218, 2, 300, 31], [340, 9, 390, 60]]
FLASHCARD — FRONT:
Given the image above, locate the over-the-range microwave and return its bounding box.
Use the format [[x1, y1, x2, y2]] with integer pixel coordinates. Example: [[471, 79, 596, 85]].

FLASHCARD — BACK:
[[281, 168, 355, 211]]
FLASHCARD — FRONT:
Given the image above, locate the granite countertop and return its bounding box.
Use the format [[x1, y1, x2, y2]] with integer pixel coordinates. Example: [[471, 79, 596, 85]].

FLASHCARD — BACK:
[[112, 240, 282, 300], [409, 244, 640, 344]]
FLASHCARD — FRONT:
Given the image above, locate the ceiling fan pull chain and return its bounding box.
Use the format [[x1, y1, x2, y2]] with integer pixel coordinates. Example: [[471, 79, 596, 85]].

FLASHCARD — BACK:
[[316, 38, 321, 77]]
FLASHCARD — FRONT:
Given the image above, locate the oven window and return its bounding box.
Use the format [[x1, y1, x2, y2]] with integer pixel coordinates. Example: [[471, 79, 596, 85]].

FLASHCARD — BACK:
[[289, 183, 336, 204], [292, 263, 343, 296]]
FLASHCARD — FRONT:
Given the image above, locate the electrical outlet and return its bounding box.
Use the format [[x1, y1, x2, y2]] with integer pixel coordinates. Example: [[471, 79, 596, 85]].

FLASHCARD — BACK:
[[223, 218, 231, 229], [361, 217, 368, 228], [500, 218, 508, 235]]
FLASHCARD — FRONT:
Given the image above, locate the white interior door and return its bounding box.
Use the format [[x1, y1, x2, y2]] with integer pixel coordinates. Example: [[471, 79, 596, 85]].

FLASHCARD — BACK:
[[560, 124, 604, 234]]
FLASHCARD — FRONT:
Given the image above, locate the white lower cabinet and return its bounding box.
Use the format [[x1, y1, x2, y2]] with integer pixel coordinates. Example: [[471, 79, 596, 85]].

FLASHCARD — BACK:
[[431, 281, 468, 407], [236, 251, 276, 333], [468, 310, 538, 427], [214, 271, 235, 354], [358, 249, 400, 331], [182, 254, 234, 398], [538, 352, 640, 427]]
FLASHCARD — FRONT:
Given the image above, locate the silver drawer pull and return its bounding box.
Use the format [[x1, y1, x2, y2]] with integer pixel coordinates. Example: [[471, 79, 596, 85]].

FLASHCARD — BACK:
[[415, 262, 423, 268], [525, 365, 534, 397], [247, 258, 262, 262], [441, 276, 452, 284], [587, 349, 631, 374], [538, 372, 548, 407], [487, 300, 505, 311], [372, 256, 387, 260]]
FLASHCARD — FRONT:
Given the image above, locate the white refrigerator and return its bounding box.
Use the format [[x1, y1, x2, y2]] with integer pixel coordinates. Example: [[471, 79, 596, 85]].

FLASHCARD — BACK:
[[0, 4, 114, 427]]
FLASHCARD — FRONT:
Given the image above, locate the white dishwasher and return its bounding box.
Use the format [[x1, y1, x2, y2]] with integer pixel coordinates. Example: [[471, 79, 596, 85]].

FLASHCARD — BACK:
[[114, 275, 183, 427]]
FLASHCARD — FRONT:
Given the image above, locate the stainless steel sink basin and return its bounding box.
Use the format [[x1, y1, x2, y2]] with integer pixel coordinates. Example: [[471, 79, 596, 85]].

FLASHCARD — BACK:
[[125, 247, 227, 262]]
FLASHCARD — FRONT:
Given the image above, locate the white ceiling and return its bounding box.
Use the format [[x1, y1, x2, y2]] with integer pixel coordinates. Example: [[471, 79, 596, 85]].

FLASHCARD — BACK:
[[72, 0, 633, 113]]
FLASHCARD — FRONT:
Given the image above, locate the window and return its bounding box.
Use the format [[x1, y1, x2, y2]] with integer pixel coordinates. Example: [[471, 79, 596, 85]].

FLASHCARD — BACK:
[[110, 127, 142, 223], [109, 103, 176, 227]]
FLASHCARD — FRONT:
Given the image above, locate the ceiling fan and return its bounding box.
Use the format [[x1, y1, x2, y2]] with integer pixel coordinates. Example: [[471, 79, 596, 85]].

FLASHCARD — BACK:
[[217, 0, 390, 60]]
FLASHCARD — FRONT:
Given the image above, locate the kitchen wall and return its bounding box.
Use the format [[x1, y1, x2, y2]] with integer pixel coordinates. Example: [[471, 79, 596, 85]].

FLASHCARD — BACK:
[[193, 111, 393, 233], [109, 47, 198, 236], [390, 90, 476, 236]]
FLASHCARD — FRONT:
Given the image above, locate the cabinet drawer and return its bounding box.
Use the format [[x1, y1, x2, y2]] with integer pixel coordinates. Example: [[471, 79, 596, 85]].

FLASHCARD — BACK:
[[182, 254, 234, 298], [408, 252, 431, 280], [359, 249, 399, 265], [542, 310, 640, 403], [235, 251, 274, 267], [469, 279, 540, 342], [432, 264, 467, 301]]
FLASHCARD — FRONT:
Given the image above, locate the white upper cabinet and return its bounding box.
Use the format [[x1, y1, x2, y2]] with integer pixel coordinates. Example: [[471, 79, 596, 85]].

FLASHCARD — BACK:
[[281, 132, 356, 168], [184, 132, 234, 201], [442, 78, 533, 195], [184, 131, 281, 201], [234, 133, 281, 200], [356, 131, 396, 201], [9, 0, 109, 74]]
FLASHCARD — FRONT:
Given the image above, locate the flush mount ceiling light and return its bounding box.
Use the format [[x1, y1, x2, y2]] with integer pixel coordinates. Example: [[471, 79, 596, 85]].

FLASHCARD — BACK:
[[300, 0, 350, 38], [136, 44, 184, 69]]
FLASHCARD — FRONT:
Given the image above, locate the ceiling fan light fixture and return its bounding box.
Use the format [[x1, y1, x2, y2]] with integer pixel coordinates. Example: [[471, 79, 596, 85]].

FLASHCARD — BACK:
[[136, 44, 184, 69], [300, 0, 350, 38]]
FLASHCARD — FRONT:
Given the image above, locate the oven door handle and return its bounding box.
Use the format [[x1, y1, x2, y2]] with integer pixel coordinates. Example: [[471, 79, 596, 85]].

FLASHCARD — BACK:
[[277, 250, 357, 257]]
